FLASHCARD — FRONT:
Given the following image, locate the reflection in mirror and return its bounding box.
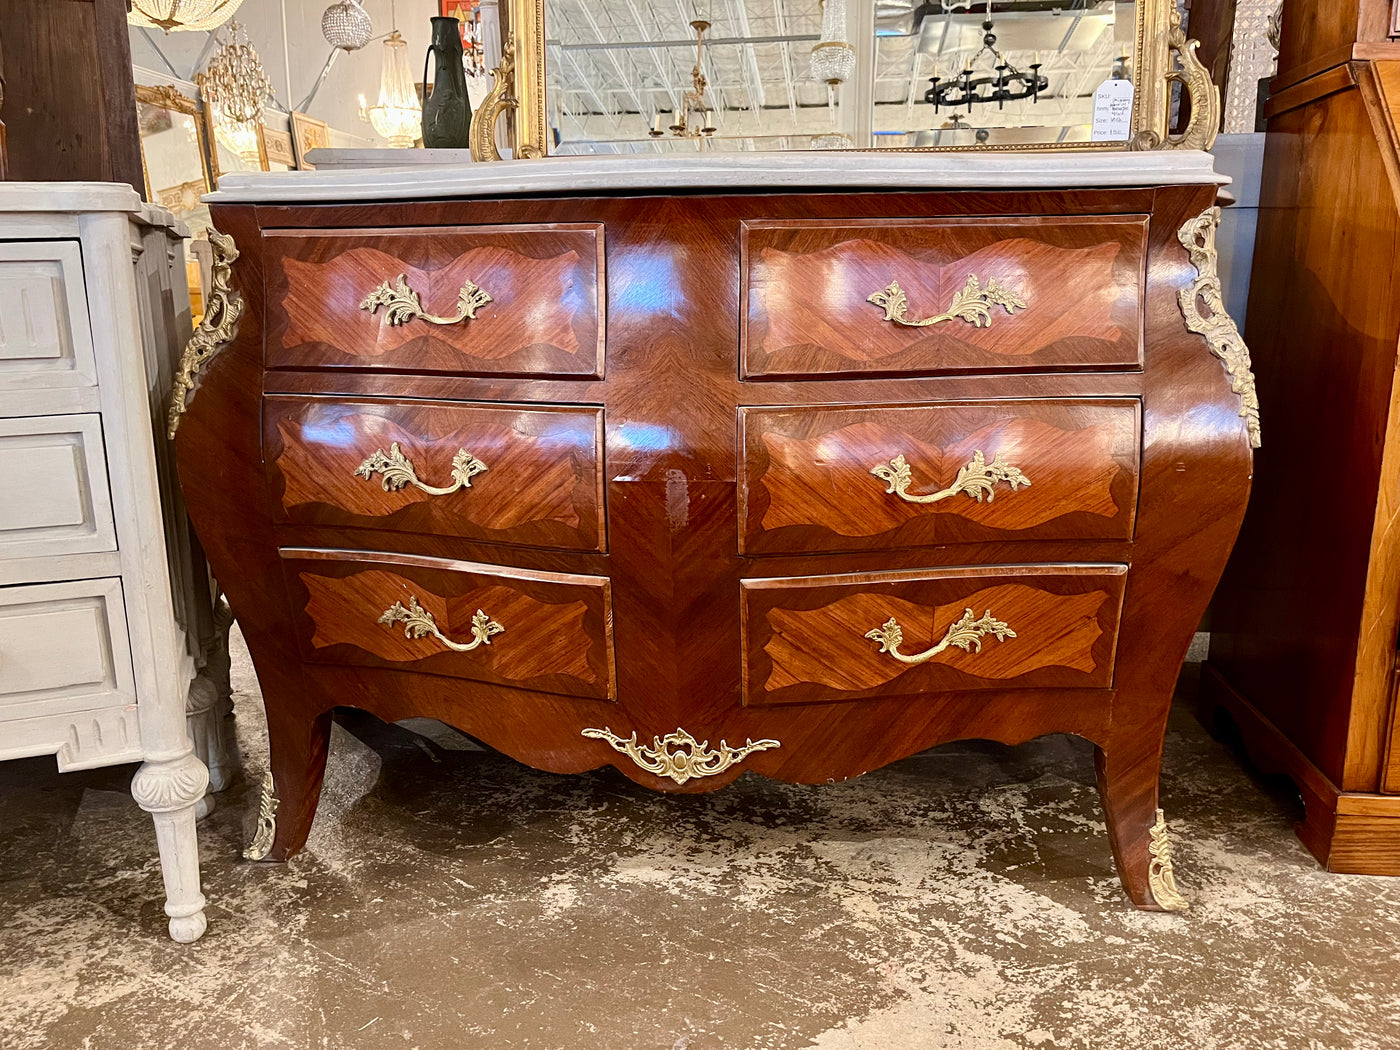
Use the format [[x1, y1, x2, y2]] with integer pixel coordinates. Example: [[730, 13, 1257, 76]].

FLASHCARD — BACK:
[[543, 0, 1138, 154], [882, 1, 1136, 147], [136, 84, 215, 237]]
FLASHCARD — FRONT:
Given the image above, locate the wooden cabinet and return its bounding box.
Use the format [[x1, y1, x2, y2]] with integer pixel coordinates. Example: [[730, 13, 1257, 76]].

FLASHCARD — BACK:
[[172, 156, 1254, 911], [1204, 59, 1400, 874]]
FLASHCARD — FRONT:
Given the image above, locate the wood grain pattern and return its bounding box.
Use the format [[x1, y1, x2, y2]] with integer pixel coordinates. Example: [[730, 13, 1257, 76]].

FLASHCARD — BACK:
[[283, 549, 616, 701], [739, 399, 1140, 555], [742, 565, 1125, 705], [264, 396, 606, 552], [742, 217, 1147, 379], [1274, 0, 1397, 89], [174, 184, 1254, 913], [264, 225, 605, 377]]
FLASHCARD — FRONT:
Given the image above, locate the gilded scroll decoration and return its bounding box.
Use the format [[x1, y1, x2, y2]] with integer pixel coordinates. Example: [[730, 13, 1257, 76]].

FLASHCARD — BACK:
[[865, 607, 1016, 666], [1129, 6, 1221, 152], [581, 727, 780, 785], [1178, 206, 1262, 448], [871, 450, 1030, 505], [360, 275, 493, 327], [1148, 808, 1189, 911], [243, 772, 279, 861], [378, 597, 503, 653], [168, 230, 243, 438], [470, 38, 518, 162], [354, 442, 488, 496], [868, 274, 1026, 330]]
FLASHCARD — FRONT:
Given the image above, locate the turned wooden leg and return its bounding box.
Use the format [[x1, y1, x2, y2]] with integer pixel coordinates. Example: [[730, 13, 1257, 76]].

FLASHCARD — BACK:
[[246, 706, 333, 863], [131, 751, 210, 942], [1094, 743, 1187, 912]]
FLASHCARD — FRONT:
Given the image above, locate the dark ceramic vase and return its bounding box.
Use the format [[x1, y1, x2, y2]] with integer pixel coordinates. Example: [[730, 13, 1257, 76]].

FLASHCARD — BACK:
[[422, 16, 472, 149]]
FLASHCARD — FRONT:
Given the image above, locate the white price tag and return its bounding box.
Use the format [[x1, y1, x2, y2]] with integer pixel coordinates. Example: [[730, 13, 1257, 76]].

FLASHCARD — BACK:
[[1091, 78, 1135, 141]]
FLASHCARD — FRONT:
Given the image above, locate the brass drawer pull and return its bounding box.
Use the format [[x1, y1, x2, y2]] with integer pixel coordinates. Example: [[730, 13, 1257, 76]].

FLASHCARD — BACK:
[[360, 274, 493, 327], [354, 442, 488, 496], [581, 726, 780, 785], [865, 607, 1015, 666], [378, 596, 503, 653], [867, 274, 1026, 329], [871, 450, 1029, 505]]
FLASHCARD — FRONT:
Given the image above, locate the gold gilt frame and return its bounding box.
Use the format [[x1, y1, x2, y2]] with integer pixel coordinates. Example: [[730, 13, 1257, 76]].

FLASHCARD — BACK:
[[135, 83, 216, 196], [476, 0, 1218, 159]]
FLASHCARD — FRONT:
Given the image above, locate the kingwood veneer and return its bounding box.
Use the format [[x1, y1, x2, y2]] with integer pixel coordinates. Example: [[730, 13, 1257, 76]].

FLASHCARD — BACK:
[[172, 154, 1256, 910]]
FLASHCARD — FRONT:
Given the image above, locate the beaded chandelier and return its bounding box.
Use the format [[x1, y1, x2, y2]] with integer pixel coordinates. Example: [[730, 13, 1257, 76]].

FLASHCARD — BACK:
[[321, 0, 374, 51], [128, 0, 245, 32], [810, 0, 856, 86], [365, 31, 423, 148]]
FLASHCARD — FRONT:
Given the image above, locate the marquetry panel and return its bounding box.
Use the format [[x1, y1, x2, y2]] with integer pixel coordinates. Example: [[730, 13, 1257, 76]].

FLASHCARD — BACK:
[[741, 564, 1127, 706], [282, 549, 616, 701], [741, 216, 1147, 379], [263, 224, 605, 377], [739, 399, 1140, 555], [264, 396, 606, 552]]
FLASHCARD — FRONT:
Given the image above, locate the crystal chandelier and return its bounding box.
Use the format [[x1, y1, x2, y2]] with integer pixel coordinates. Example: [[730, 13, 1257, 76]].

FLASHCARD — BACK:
[[209, 103, 262, 165], [128, 0, 244, 32], [321, 0, 373, 51], [364, 31, 423, 148], [810, 0, 856, 86], [198, 22, 272, 125]]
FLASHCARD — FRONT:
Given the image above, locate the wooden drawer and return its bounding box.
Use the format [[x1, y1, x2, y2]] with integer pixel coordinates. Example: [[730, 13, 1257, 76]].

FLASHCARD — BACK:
[[0, 241, 98, 395], [0, 578, 134, 721], [741, 216, 1147, 379], [739, 399, 1140, 555], [283, 549, 616, 701], [741, 564, 1126, 706], [264, 224, 605, 378], [265, 396, 606, 552], [0, 414, 116, 559]]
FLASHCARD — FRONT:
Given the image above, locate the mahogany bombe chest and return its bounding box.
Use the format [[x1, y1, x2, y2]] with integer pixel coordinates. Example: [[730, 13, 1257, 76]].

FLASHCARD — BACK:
[[171, 154, 1256, 910]]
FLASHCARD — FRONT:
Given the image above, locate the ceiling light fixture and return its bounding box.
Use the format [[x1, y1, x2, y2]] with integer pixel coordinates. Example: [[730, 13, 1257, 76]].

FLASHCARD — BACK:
[[925, 19, 1047, 111], [128, 0, 244, 32], [810, 0, 857, 86], [321, 0, 373, 51], [360, 2, 422, 148], [649, 20, 717, 140]]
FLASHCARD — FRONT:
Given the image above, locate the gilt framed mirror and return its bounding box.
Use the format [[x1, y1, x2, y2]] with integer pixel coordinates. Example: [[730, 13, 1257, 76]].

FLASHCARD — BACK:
[[476, 0, 1216, 158], [135, 82, 216, 226]]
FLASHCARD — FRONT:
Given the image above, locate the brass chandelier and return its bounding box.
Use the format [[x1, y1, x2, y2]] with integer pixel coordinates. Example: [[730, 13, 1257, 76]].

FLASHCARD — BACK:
[[128, 0, 245, 32], [649, 20, 717, 140]]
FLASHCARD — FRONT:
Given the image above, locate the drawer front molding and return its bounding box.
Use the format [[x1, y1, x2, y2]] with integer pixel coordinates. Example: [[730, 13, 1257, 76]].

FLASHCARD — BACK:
[[284, 550, 616, 701], [1178, 206, 1261, 448], [265, 224, 605, 378], [867, 274, 1026, 330], [267, 396, 606, 552], [581, 726, 780, 785], [742, 216, 1147, 379], [742, 564, 1127, 706], [168, 230, 243, 437], [740, 399, 1139, 555], [0, 241, 98, 394], [0, 414, 117, 559]]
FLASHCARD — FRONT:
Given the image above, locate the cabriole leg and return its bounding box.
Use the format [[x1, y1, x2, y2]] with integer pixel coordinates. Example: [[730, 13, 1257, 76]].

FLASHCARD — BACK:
[[1094, 744, 1187, 912], [246, 707, 333, 863]]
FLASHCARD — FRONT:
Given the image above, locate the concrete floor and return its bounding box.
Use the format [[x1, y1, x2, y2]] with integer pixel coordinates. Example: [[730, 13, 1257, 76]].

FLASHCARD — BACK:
[[4, 632, 1400, 1050]]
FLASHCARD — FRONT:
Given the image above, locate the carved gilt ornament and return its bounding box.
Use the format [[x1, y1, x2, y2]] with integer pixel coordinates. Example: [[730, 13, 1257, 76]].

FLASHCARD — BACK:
[[243, 771, 280, 861], [581, 727, 780, 785], [355, 443, 488, 497], [872, 450, 1030, 506], [168, 229, 243, 438], [1148, 808, 1189, 911], [865, 607, 1016, 666], [1178, 206, 1262, 448]]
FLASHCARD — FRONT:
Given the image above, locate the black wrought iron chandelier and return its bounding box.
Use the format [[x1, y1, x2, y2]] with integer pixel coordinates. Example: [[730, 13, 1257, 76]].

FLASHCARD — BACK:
[[924, 18, 1048, 112]]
